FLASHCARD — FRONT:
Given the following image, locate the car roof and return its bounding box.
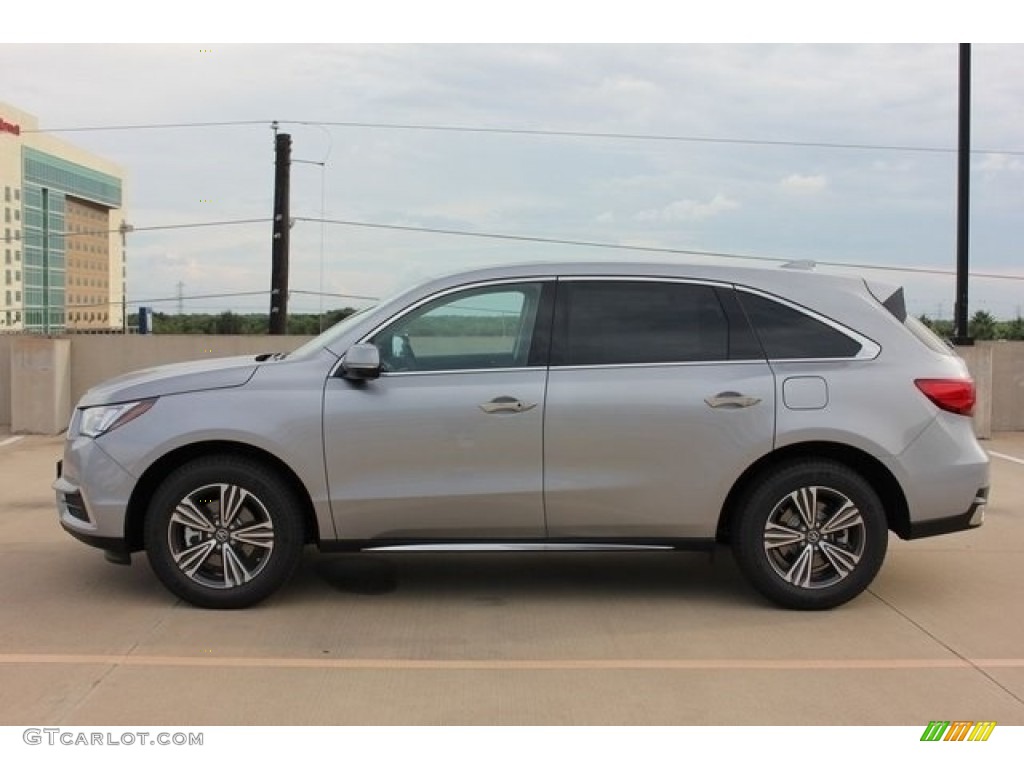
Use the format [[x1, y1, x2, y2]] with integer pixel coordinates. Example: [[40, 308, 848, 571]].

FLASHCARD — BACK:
[[421, 259, 892, 301]]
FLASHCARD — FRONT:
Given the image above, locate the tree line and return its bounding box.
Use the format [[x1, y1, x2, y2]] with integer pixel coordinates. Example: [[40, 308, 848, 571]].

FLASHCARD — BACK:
[[920, 310, 1024, 341], [132, 308, 359, 336]]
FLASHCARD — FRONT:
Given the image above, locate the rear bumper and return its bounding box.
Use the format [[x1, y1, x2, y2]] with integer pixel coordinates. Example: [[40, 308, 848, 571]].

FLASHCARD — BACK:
[[903, 486, 988, 540]]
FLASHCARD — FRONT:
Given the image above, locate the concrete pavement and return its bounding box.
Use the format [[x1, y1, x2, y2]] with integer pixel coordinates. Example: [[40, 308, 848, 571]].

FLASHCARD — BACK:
[[1, 430, 1022, 725]]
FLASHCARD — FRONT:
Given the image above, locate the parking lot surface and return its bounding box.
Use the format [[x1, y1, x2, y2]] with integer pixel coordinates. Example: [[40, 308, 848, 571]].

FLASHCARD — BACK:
[[1, 431, 1023, 725]]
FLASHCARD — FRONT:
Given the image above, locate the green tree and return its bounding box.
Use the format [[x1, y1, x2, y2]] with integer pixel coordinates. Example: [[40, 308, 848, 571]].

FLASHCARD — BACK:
[[999, 316, 1024, 340], [969, 310, 997, 340], [216, 311, 243, 335]]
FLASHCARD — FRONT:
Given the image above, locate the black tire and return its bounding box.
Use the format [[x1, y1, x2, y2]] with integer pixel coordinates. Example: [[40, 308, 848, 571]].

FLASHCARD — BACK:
[[731, 459, 888, 610], [144, 456, 304, 609]]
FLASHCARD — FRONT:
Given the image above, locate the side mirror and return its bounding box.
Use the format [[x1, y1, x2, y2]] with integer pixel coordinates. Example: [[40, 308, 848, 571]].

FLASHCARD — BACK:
[[341, 343, 382, 380]]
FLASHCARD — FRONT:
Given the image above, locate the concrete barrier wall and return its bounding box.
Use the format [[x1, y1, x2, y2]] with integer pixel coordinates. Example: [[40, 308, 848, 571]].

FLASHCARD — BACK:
[[957, 344, 993, 439], [0, 335, 13, 427], [4, 335, 1024, 435], [10, 337, 71, 435], [988, 341, 1024, 432], [68, 335, 314, 407]]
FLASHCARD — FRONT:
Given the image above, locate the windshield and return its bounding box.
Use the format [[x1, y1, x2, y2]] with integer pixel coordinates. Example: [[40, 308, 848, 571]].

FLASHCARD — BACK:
[[285, 305, 377, 360]]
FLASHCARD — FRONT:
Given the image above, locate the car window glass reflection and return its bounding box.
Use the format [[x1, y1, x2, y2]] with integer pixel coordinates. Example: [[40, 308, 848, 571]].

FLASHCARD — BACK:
[[372, 283, 542, 372]]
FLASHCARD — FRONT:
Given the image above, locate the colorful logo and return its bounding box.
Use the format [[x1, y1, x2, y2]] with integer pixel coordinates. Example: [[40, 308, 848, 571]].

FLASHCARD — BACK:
[[920, 721, 996, 741]]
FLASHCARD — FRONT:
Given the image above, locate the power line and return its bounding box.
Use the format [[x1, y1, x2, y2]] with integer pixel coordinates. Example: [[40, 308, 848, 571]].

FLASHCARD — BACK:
[[291, 289, 379, 302], [285, 120, 1024, 157], [65, 288, 377, 310], [21, 120, 269, 133], [293, 215, 1024, 283], [19, 117, 1024, 157], [3, 218, 272, 243]]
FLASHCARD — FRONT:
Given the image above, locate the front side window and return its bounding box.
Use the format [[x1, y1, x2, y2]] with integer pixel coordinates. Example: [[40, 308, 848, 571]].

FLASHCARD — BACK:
[[371, 282, 546, 373], [553, 280, 734, 366]]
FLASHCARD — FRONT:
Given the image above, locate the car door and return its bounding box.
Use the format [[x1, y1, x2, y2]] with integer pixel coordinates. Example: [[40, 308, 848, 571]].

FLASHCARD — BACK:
[[323, 280, 554, 541], [543, 278, 775, 540]]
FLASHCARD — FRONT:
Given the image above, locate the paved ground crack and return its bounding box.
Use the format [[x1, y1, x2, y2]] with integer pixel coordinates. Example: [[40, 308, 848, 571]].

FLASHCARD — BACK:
[[869, 587, 1024, 708]]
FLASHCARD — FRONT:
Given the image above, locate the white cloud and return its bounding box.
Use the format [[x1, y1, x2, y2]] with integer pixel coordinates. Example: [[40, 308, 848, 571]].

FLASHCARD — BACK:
[[780, 174, 828, 194], [977, 154, 1024, 173], [634, 194, 740, 223]]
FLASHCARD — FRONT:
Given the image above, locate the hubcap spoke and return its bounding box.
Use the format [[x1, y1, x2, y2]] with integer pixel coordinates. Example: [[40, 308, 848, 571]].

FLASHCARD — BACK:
[[219, 484, 250, 528], [764, 521, 804, 550], [783, 544, 816, 588], [819, 540, 860, 577], [170, 499, 215, 533], [221, 543, 253, 587], [788, 487, 818, 529], [173, 538, 219, 577], [231, 521, 275, 549], [820, 501, 863, 535]]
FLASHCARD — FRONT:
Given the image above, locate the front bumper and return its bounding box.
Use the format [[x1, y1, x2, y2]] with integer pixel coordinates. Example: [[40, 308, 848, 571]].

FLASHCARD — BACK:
[[53, 435, 138, 555]]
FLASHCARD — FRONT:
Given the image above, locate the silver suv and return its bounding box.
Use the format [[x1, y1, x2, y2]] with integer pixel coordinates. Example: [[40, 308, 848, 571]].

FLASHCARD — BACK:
[[54, 261, 989, 610]]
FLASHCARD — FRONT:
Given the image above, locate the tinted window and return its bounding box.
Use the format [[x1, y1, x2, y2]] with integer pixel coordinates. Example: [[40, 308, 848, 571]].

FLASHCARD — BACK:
[[555, 281, 730, 366], [737, 291, 862, 359], [372, 283, 545, 372]]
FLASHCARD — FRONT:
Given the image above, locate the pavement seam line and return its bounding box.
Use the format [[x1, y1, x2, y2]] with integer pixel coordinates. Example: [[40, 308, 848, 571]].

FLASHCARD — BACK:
[[868, 588, 1024, 709], [2, 654, 1024, 671], [989, 450, 1024, 465]]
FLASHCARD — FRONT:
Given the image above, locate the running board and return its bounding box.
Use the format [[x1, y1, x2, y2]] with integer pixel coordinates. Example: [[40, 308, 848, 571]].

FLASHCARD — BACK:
[[362, 543, 676, 553], [318, 538, 717, 555]]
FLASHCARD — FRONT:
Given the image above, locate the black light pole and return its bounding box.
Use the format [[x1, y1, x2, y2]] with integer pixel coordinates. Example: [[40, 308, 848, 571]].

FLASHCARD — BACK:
[[953, 43, 973, 345], [269, 132, 292, 335]]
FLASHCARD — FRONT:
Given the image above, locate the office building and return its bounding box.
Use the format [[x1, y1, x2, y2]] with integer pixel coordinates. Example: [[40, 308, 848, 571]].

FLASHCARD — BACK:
[[1, 101, 126, 333]]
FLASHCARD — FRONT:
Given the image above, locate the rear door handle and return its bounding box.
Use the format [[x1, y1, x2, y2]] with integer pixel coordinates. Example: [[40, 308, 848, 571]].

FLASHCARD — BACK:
[[705, 391, 762, 409], [479, 396, 537, 414]]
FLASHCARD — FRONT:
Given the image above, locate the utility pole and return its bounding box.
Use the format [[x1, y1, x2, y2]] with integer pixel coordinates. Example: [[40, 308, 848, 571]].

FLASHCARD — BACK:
[[269, 132, 292, 335], [953, 43, 973, 346]]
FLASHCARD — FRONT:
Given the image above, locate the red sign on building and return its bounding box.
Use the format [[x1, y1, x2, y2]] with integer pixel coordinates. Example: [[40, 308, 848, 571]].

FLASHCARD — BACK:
[[0, 117, 21, 136]]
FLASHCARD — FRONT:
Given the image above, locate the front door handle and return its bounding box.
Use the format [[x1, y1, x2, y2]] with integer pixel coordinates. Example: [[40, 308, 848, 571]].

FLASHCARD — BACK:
[[479, 396, 538, 414], [705, 391, 762, 409]]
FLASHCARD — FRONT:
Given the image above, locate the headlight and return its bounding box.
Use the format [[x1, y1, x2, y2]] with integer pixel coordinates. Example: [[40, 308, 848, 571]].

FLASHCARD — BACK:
[[78, 399, 157, 438]]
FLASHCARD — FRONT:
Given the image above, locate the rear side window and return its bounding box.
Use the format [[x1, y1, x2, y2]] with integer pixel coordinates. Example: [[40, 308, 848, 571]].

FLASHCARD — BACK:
[[553, 280, 731, 365], [737, 291, 862, 360]]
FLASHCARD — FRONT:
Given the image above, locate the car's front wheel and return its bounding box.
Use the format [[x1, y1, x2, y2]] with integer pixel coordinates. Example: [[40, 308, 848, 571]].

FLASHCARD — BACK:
[[144, 456, 304, 608], [732, 459, 889, 610]]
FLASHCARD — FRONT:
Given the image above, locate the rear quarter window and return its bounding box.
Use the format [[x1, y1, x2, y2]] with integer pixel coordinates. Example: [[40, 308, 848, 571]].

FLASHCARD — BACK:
[[737, 291, 863, 360]]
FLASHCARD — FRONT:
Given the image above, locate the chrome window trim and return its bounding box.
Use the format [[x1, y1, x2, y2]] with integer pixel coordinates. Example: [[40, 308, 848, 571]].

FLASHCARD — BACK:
[[550, 359, 769, 372], [377, 366, 540, 378], [557, 275, 734, 289], [734, 286, 881, 361]]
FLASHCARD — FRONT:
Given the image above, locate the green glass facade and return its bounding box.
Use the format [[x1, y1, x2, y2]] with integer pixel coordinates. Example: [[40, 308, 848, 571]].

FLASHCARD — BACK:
[[21, 147, 121, 333]]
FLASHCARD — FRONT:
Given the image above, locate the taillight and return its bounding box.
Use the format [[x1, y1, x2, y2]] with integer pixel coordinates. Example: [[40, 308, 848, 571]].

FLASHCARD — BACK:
[[915, 379, 975, 416]]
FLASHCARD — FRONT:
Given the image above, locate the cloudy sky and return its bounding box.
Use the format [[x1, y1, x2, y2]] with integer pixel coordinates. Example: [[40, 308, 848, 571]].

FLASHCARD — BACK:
[[2, 32, 1022, 319]]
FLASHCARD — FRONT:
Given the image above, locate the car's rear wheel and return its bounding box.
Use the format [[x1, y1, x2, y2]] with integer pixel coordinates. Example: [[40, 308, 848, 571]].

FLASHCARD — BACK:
[[144, 456, 304, 609], [732, 459, 888, 610]]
